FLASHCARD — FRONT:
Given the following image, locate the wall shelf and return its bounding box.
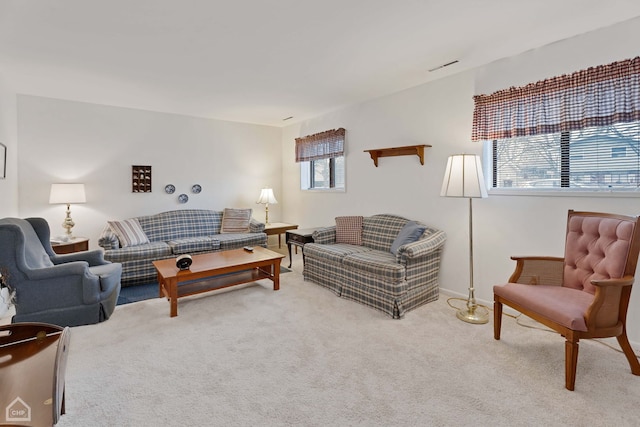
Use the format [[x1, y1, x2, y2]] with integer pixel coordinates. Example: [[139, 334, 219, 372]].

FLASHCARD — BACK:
[[132, 165, 152, 193], [364, 144, 431, 167]]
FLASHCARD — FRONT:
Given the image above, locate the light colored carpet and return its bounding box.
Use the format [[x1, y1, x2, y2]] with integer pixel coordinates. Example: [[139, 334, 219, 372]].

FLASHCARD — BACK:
[[49, 263, 640, 426]]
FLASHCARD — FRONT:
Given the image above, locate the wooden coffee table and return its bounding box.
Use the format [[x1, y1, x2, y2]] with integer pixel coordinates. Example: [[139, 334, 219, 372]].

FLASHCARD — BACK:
[[152, 247, 285, 317]]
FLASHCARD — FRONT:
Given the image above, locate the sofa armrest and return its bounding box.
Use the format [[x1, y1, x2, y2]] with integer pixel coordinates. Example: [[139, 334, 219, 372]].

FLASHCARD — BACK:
[[24, 261, 90, 280], [396, 228, 446, 262], [313, 226, 336, 244], [250, 219, 265, 233], [51, 249, 109, 266], [98, 225, 120, 250]]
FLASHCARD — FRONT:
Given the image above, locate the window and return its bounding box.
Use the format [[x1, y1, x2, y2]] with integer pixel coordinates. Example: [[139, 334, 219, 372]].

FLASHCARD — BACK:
[[490, 121, 640, 190], [473, 56, 640, 192], [296, 128, 345, 190]]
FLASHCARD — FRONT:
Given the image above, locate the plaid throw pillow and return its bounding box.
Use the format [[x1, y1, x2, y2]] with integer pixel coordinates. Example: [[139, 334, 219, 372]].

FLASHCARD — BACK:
[[108, 218, 150, 247], [335, 216, 363, 245], [221, 208, 252, 233]]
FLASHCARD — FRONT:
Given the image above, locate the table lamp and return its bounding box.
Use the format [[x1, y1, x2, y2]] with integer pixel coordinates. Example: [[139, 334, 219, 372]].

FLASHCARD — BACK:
[[256, 188, 278, 225], [49, 183, 86, 239]]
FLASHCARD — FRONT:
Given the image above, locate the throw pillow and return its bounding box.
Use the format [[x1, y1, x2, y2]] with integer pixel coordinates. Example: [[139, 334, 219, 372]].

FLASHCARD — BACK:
[[335, 216, 363, 245], [221, 208, 252, 233], [390, 221, 426, 255], [108, 218, 150, 248]]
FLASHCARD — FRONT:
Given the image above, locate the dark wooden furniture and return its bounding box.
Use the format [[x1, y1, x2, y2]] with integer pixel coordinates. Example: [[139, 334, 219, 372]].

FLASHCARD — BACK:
[[51, 237, 89, 254], [364, 144, 431, 167], [494, 210, 640, 390], [0, 322, 70, 426], [132, 165, 152, 193], [286, 228, 317, 268], [153, 247, 285, 317], [264, 222, 298, 248]]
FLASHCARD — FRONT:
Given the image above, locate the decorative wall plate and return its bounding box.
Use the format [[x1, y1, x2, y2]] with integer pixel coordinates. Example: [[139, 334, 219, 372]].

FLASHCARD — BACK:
[[178, 193, 189, 204], [191, 184, 202, 194], [165, 184, 175, 194]]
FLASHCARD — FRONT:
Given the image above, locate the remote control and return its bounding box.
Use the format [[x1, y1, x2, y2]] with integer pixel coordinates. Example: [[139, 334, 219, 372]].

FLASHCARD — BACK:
[[243, 246, 254, 252]]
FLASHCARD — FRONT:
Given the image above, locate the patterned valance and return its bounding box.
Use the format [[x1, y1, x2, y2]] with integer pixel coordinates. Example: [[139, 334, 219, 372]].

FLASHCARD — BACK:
[[472, 56, 640, 141], [295, 128, 345, 162]]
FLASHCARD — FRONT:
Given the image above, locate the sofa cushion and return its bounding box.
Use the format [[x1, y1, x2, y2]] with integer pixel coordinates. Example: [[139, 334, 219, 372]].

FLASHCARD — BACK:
[[335, 216, 363, 245], [167, 237, 220, 255], [342, 250, 405, 283], [108, 218, 150, 247], [390, 221, 427, 255], [215, 233, 268, 250], [221, 208, 252, 233], [362, 214, 410, 252], [137, 209, 223, 242], [103, 241, 172, 263], [303, 243, 372, 264]]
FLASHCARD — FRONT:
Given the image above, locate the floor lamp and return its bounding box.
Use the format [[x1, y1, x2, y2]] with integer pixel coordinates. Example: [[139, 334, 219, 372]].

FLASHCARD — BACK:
[[440, 154, 488, 324]]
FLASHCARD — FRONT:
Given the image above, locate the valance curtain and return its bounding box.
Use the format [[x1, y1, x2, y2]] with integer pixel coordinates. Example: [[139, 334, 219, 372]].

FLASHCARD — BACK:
[[295, 128, 345, 162], [471, 56, 640, 141]]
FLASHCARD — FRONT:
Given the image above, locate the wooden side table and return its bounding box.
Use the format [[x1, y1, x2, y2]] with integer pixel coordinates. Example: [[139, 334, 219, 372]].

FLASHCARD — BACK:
[[51, 237, 89, 255], [286, 228, 317, 268], [263, 223, 298, 248]]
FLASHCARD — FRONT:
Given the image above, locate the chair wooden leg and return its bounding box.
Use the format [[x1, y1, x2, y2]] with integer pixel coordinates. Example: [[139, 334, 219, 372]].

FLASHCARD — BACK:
[[565, 337, 579, 391], [617, 330, 640, 375], [494, 300, 502, 340]]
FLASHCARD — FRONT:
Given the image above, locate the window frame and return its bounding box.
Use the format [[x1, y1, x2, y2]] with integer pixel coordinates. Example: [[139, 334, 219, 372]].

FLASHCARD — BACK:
[[300, 156, 345, 192], [486, 120, 640, 196]]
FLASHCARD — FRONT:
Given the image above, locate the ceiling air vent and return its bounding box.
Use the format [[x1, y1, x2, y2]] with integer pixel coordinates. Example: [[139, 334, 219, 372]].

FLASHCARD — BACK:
[[428, 60, 459, 72]]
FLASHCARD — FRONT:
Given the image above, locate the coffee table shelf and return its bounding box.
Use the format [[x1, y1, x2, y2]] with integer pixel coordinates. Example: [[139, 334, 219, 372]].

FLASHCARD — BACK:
[[173, 268, 271, 299]]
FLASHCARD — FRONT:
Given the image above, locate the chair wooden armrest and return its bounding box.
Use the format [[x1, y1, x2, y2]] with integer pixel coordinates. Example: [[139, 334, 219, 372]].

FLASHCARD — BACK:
[[509, 256, 564, 285], [591, 275, 634, 288], [584, 275, 635, 332]]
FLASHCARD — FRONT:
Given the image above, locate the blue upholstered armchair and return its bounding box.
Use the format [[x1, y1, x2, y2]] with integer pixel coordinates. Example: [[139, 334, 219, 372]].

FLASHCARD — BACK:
[[0, 217, 121, 327]]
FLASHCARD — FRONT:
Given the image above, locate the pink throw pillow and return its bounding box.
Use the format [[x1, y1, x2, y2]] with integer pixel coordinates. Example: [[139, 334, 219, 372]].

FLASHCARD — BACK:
[[335, 216, 363, 245]]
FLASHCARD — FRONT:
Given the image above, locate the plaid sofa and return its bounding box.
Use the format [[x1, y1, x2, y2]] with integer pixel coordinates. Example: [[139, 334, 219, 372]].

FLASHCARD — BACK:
[[303, 214, 446, 318], [98, 209, 266, 287]]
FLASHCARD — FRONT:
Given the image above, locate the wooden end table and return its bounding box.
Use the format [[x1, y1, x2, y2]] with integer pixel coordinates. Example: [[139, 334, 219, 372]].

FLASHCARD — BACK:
[[152, 247, 285, 317], [264, 222, 298, 248], [51, 237, 89, 254], [286, 228, 317, 268]]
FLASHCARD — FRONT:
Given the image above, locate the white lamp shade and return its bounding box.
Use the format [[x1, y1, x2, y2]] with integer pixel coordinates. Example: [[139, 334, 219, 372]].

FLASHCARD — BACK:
[[256, 188, 278, 204], [440, 154, 488, 198], [49, 183, 86, 204]]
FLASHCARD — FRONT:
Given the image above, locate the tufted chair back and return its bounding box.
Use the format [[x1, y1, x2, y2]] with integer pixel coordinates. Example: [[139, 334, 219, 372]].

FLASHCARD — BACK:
[[563, 213, 637, 295]]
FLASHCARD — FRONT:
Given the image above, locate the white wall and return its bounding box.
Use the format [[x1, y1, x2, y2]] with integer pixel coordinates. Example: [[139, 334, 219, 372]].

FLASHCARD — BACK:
[[282, 18, 640, 345], [0, 72, 18, 217], [16, 96, 283, 247]]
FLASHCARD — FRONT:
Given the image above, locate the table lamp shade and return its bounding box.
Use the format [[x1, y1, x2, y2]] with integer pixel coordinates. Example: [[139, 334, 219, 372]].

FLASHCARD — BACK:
[[440, 154, 487, 198], [49, 183, 86, 204], [256, 188, 278, 205]]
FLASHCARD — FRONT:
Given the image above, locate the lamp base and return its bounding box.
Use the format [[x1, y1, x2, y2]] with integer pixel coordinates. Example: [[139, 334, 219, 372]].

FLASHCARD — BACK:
[[456, 307, 489, 324]]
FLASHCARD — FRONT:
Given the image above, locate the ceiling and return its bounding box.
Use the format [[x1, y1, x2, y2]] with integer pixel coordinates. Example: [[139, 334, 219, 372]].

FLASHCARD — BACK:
[[1, 0, 639, 127]]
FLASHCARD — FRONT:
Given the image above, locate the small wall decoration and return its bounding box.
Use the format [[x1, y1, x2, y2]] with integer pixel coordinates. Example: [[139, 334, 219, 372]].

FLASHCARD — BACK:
[[0, 142, 6, 179], [132, 165, 152, 193], [191, 184, 202, 194], [178, 194, 189, 204], [165, 184, 175, 194]]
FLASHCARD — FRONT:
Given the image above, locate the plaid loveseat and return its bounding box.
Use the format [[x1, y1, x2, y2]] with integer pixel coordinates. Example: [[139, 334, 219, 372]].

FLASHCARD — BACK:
[[303, 214, 446, 318], [98, 209, 266, 287]]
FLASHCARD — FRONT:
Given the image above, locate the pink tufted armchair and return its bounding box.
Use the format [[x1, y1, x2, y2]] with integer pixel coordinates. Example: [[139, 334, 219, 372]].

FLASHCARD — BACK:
[[493, 210, 640, 390]]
